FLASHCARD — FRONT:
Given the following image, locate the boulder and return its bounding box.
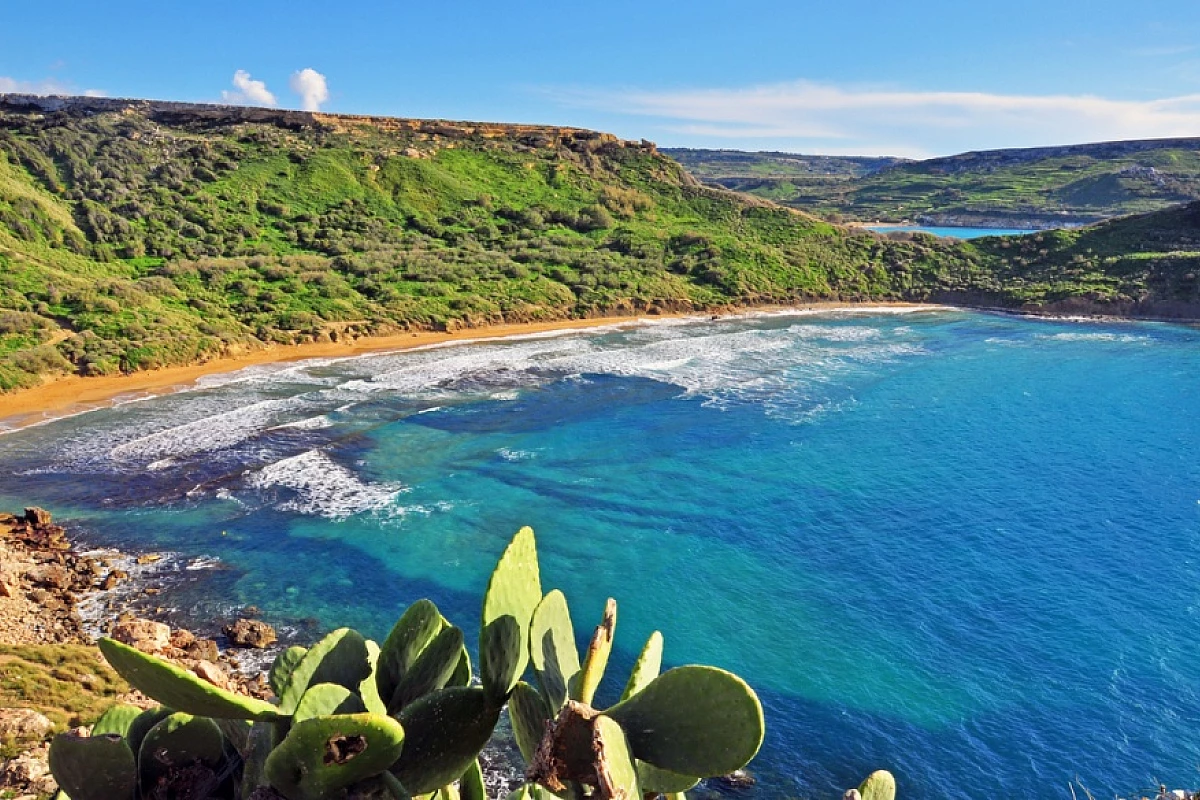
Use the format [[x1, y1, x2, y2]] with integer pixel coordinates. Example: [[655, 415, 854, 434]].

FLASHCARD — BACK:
[[23, 508, 51, 528], [186, 638, 220, 661], [191, 661, 229, 690], [0, 708, 53, 741], [111, 618, 171, 653], [223, 618, 276, 649], [169, 628, 196, 649], [713, 769, 756, 790]]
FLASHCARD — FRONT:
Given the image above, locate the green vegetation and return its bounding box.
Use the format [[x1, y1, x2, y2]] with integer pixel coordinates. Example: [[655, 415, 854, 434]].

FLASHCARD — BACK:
[[51, 526, 766, 800], [958, 202, 1200, 308], [0, 99, 974, 392], [667, 141, 1200, 225], [0, 644, 130, 757], [1, 98, 1199, 394]]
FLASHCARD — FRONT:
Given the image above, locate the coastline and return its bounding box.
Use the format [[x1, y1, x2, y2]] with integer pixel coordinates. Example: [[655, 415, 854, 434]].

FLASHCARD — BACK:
[[0, 302, 939, 431]]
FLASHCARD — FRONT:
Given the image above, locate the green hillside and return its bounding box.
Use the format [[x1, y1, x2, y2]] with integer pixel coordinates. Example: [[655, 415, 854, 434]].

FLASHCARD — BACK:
[[0, 96, 1197, 394], [668, 140, 1200, 226]]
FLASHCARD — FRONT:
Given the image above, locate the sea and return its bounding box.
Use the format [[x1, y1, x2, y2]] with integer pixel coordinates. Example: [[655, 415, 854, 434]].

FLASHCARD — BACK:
[[1, 307, 1198, 800], [865, 226, 1039, 238]]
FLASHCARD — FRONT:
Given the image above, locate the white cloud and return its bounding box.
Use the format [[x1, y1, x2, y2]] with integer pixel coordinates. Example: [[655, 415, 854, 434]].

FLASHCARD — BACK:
[[549, 80, 1200, 158], [289, 68, 329, 112], [221, 70, 277, 107], [0, 76, 106, 97]]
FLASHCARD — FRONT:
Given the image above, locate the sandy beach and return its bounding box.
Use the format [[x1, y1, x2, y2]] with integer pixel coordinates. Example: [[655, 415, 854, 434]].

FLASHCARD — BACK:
[[0, 303, 947, 431]]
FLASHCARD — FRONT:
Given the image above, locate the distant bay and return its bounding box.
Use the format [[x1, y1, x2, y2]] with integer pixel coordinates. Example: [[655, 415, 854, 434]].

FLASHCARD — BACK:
[[865, 225, 1040, 238], [1, 308, 1198, 799]]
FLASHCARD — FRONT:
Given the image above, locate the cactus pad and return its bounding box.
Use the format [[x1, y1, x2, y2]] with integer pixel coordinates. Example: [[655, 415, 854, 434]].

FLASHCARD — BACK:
[[508, 680, 552, 763], [294, 682, 368, 722], [98, 637, 280, 721], [389, 624, 465, 712], [618, 631, 662, 702], [593, 714, 640, 800], [376, 599, 443, 707], [278, 628, 372, 715], [361, 639, 388, 715], [264, 712, 406, 800], [270, 645, 309, 698], [604, 666, 763, 777], [480, 526, 542, 704], [391, 686, 501, 794], [460, 759, 487, 800], [530, 590, 580, 711], [636, 761, 700, 794], [858, 770, 896, 800], [90, 703, 144, 739], [137, 712, 226, 789], [48, 731, 137, 800], [573, 598, 616, 706]]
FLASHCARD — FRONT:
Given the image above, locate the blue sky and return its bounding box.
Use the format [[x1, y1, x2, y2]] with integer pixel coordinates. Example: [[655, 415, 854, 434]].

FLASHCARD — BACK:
[[3, 1, 1200, 157]]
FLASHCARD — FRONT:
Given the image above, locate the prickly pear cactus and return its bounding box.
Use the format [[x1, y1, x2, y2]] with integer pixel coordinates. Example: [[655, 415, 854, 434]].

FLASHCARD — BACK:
[[573, 598, 616, 706], [530, 589, 581, 711], [277, 627, 372, 715], [264, 712, 406, 800], [98, 636, 280, 721], [137, 712, 226, 791], [604, 665, 764, 776], [858, 769, 897, 800], [48, 731, 137, 800], [480, 526, 542, 705], [391, 686, 501, 794], [619, 630, 662, 702]]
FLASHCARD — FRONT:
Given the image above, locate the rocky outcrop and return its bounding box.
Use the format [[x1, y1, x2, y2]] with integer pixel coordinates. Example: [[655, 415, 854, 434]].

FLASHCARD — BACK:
[[223, 618, 277, 649], [111, 617, 172, 652], [0, 94, 657, 155]]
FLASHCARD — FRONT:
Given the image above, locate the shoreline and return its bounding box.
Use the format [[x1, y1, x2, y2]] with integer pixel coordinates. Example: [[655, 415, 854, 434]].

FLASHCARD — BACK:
[[2, 298, 1194, 432], [0, 302, 936, 431]]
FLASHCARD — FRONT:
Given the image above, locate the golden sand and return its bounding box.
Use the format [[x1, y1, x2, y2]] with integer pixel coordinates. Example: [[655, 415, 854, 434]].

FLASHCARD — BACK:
[[0, 303, 940, 430]]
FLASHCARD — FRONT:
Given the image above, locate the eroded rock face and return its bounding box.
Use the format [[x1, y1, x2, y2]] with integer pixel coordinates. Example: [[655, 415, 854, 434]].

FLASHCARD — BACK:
[[111, 617, 172, 653], [223, 618, 277, 649], [23, 507, 52, 528]]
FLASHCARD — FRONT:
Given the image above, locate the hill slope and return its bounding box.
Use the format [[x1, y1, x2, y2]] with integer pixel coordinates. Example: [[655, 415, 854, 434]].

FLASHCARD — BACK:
[[0, 96, 977, 391], [0, 96, 1197, 394], [667, 139, 1200, 226]]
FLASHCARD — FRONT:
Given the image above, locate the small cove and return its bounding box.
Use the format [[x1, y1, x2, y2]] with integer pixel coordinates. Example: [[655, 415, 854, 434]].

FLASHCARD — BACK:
[[1, 308, 1198, 799]]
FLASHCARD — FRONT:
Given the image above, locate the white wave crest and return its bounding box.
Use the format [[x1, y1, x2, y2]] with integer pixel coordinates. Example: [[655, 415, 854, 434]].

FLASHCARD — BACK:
[[247, 450, 407, 518], [497, 448, 537, 462]]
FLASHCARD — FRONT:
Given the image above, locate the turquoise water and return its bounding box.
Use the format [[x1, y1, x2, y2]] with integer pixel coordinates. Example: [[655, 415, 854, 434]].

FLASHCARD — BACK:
[[865, 225, 1040, 238], [2, 308, 1199, 799]]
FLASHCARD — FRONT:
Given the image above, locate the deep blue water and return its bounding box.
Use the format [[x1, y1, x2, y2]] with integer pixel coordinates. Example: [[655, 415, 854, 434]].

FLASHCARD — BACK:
[[865, 225, 1040, 238], [2, 308, 1199, 799]]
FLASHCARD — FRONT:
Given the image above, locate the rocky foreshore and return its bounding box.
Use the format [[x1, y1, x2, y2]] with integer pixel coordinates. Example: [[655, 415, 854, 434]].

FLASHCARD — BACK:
[[0, 507, 279, 798]]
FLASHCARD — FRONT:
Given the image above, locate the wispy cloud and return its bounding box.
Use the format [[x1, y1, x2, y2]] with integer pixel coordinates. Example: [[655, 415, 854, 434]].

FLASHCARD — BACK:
[[221, 70, 277, 107], [548, 80, 1200, 157], [0, 76, 106, 97], [289, 68, 329, 112]]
